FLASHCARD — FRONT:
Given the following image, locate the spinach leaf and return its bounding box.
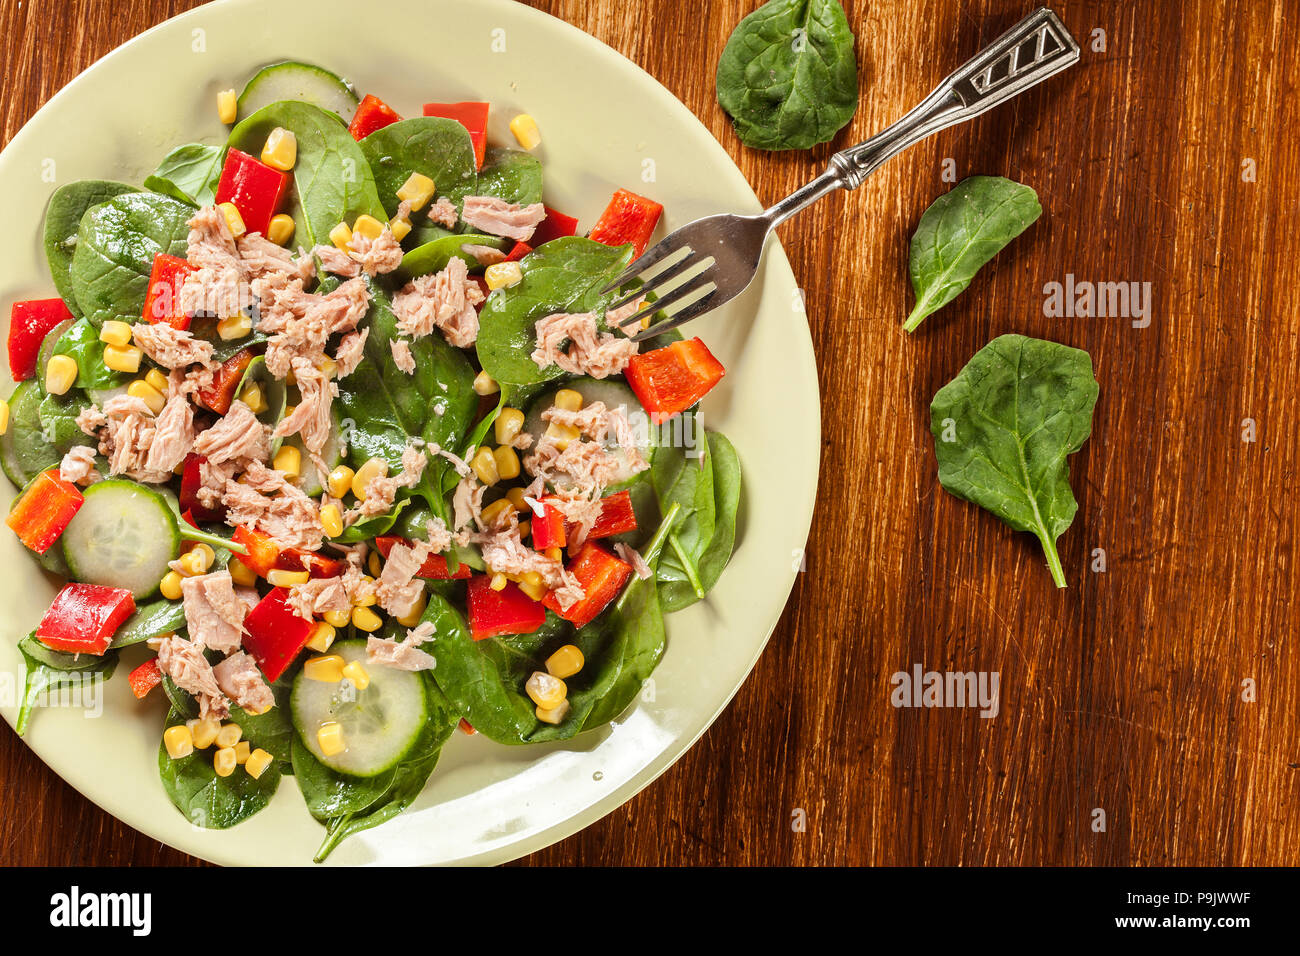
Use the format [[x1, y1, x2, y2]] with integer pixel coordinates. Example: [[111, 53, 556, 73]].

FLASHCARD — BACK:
[[716, 0, 858, 150], [36, 390, 96, 462], [16, 640, 118, 735], [50, 318, 131, 390], [43, 180, 140, 315], [651, 413, 715, 601], [474, 146, 543, 206], [69, 192, 193, 327], [358, 117, 479, 219], [110, 597, 187, 649], [905, 176, 1042, 332], [658, 430, 742, 612], [228, 101, 385, 247], [395, 232, 505, 281], [929, 333, 1099, 588], [235, 356, 287, 453], [476, 237, 633, 387], [144, 143, 225, 206], [0, 381, 59, 488], [158, 707, 281, 829]]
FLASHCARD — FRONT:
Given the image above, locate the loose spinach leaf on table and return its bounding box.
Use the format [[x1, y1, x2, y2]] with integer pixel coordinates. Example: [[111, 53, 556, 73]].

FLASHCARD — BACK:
[[929, 333, 1099, 589], [158, 706, 281, 829], [43, 180, 141, 315], [144, 143, 225, 207], [395, 232, 505, 281], [51, 318, 131, 390], [69, 192, 193, 327], [476, 237, 633, 387], [905, 176, 1042, 332], [716, 0, 859, 150], [16, 639, 118, 735], [229, 101, 385, 247], [658, 430, 742, 612], [474, 146, 544, 206], [358, 117, 479, 219]]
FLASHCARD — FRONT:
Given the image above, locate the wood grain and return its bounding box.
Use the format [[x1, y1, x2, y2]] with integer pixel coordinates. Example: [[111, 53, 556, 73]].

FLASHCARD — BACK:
[[1, 0, 1295, 867]]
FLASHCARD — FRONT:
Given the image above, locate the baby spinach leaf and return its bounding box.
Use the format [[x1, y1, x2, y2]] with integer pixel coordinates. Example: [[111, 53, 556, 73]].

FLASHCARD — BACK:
[[475, 146, 543, 206], [929, 333, 1099, 589], [158, 707, 281, 829], [476, 237, 633, 387], [905, 176, 1042, 332], [395, 232, 504, 282], [0, 381, 58, 488], [658, 430, 742, 612], [651, 414, 715, 601], [16, 640, 118, 735], [110, 598, 188, 649], [228, 101, 385, 247], [36, 391, 97, 462], [145, 143, 225, 206], [50, 318, 131, 390], [43, 180, 140, 316], [716, 0, 858, 150], [69, 192, 192, 327], [358, 117, 479, 219]]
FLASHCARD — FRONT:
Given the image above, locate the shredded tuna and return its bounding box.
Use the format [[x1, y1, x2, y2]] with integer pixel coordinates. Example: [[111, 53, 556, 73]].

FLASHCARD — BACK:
[[59, 446, 99, 486], [193, 400, 269, 464], [334, 328, 369, 378], [376, 539, 435, 619], [312, 244, 361, 278], [367, 633, 437, 671], [348, 229, 404, 275], [185, 205, 243, 272], [196, 457, 238, 509], [615, 542, 653, 580], [181, 570, 246, 654], [93, 395, 172, 484], [391, 339, 416, 374], [143, 391, 197, 474], [258, 277, 371, 379], [427, 196, 458, 229], [541, 402, 649, 477], [212, 651, 275, 714], [460, 195, 546, 241], [76, 404, 107, 436], [392, 256, 484, 348], [132, 323, 215, 369], [178, 207, 251, 319], [156, 635, 228, 720], [460, 243, 506, 266], [531, 311, 638, 379], [350, 445, 427, 520], [221, 460, 325, 551], [236, 233, 314, 285], [272, 358, 337, 454], [429, 442, 472, 478], [451, 475, 486, 532], [285, 575, 351, 621]]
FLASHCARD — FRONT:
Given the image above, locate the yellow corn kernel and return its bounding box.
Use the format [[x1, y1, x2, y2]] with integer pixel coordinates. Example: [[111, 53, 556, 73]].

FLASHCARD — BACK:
[[317, 722, 346, 756], [245, 747, 273, 779], [351, 605, 383, 632], [389, 215, 411, 242], [306, 621, 336, 653], [505, 486, 529, 511], [489, 572, 508, 592], [517, 519, 530, 540], [509, 113, 542, 151], [261, 126, 298, 171], [45, 355, 78, 395], [214, 746, 237, 777], [189, 718, 221, 749], [329, 221, 353, 251], [320, 503, 344, 539], [304, 654, 345, 682], [481, 498, 516, 529], [265, 212, 295, 247], [526, 671, 567, 709], [217, 88, 238, 124], [546, 644, 585, 679], [323, 609, 351, 628], [99, 319, 133, 347], [240, 383, 268, 414], [396, 171, 436, 210], [494, 408, 525, 446], [484, 261, 523, 291], [368, 551, 382, 577], [473, 370, 499, 396], [159, 570, 184, 600], [145, 368, 169, 393], [353, 576, 377, 607], [471, 447, 500, 485], [217, 313, 252, 341], [163, 725, 194, 759], [229, 559, 257, 587], [341, 660, 370, 690], [318, 356, 337, 379], [176, 549, 205, 576], [127, 379, 165, 415], [215, 722, 242, 749], [553, 388, 584, 412], [353, 214, 385, 241], [234, 740, 251, 764], [544, 547, 563, 563], [218, 201, 246, 239], [327, 465, 355, 499], [0, 398, 9, 436], [102, 344, 142, 374], [544, 422, 580, 451], [395, 590, 426, 628], [191, 543, 216, 572], [351, 458, 387, 500], [493, 445, 521, 480], [267, 568, 310, 587], [535, 699, 571, 725], [517, 574, 547, 601], [273, 444, 301, 478]]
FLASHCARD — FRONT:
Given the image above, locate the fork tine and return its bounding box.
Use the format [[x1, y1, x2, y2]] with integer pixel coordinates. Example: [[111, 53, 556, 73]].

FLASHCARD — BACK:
[[605, 252, 710, 312], [616, 271, 715, 329], [598, 238, 691, 295], [631, 289, 720, 342]]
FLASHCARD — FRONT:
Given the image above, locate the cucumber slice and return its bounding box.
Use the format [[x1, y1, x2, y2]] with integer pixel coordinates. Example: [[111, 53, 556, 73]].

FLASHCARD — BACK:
[[291, 639, 429, 778], [35, 317, 74, 383], [60, 479, 180, 598], [523, 377, 655, 489], [0, 381, 59, 488], [237, 61, 359, 123]]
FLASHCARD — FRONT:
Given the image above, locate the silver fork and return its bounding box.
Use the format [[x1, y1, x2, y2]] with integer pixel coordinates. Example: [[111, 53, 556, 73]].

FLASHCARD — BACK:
[[604, 6, 1081, 340]]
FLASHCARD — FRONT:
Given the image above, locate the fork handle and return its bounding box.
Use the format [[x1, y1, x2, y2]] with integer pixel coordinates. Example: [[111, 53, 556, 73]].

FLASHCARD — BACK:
[[764, 7, 1079, 225]]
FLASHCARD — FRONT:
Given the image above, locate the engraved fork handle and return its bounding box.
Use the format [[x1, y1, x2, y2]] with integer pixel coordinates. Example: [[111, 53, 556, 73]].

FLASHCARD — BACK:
[[764, 7, 1081, 228]]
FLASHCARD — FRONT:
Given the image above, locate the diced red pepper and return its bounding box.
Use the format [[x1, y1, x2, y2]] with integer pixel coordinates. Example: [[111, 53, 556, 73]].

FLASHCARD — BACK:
[[543, 541, 632, 629], [422, 101, 490, 169], [458, 718, 477, 735], [7, 469, 84, 555], [529, 206, 579, 246], [8, 298, 74, 382], [128, 658, 163, 699], [584, 490, 638, 540], [243, 587, 315, 682], [625, 337, 726, 422], [275, 547, 346, 579], [469, 275, 489, 306], [588, 188, 663, 258], [232, 525, 280, 577], [503, 241, 532, 262], [197, 347, 256, 414], [180, 509, 199, 529], [468, 574, 546, 640], [141, 253, 197, 330], [214, 148, 290, 236], [348, 94, 402, 141], [36, 583, 136, 656], [373, 536, 472, 579], [179, 454, 224, 523], [530, 498, 566, 551]]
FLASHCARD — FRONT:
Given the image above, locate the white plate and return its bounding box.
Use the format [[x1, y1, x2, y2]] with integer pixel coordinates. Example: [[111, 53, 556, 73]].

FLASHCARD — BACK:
[[0, 0, 820, 865]]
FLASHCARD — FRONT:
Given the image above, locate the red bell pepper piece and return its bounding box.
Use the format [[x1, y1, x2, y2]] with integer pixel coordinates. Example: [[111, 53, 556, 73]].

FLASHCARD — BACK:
[[468, 574, 546, 640], [180, 509, 199, 529], [275, 548, 346, 579], [232, 525, 280, 577], [625, 337, 726, 422], [214, 148, 290, 236], [530, 498, 566, 551], [373, 536, 472, 579], [348, 94, 402, 140], [243, 587, 315, 682], [141, 253, 197, 330], [529, 206, 579, 246], [422, 101, 489, 169], [458, 718, 477, 735], [503, 240, 532, 262], [197, 347, 256, 414], [7, 469, 84, 555], [179, 454, 224, 523], [36, 583, 136, 656], [543, 541, 632, 629], [584, 490, 638, 540], [588, 188, 663, 258], [128, 658, 163, 699], [8, 298, 73, 382]]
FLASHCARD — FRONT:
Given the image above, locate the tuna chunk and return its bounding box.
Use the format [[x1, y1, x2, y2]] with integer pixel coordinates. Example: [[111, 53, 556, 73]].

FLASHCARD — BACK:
[[427, 196, 458, 229], [348, 229, 404, 275], [392, 256, 484, 348], [59, 446, 99, 486], [180, 569, 246, 655], [221, 460, 325, 551], [272, 358, 337, 455], [375, 539, 435, 619], [349, 444, 427, 520], [312, 244, 361, 278], [285, 576, 351, 621], [334, 328, 369, 378], [367, 621, 437, 672], [193, 400, 270, 464], [156, 635, 228, 720], [94, 395, 172, 484], [460, 243, 505, 266], [615, 542, 652, 580], [132, 323, 215, 369], [212, 651, 275, 714], [260, 277, 371, 379], [460, 195, 546, 242], [531, 311, 638, 379], [143, 392, 197, 474], [390, 339, 416, 374]]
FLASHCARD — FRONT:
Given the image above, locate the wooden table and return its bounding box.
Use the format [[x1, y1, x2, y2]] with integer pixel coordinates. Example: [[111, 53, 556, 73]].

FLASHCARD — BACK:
[[2, 0, 1293, 867]]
